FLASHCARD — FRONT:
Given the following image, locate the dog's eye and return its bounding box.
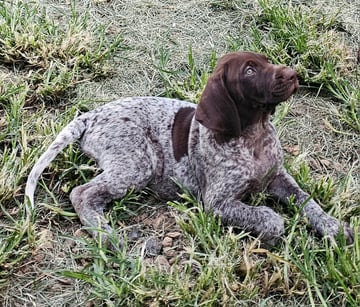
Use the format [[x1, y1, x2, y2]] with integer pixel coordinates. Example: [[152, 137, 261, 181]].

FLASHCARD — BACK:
[[245, 67, 256, 76]]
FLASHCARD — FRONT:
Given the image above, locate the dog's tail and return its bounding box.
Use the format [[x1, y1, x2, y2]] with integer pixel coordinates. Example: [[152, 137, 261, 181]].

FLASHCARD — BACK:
[[25, 114, 88, 209]]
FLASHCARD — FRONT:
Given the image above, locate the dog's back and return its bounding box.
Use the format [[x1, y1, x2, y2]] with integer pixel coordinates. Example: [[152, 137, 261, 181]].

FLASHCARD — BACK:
[[25, 97, 199, 207], [78, 97, 199, 198]]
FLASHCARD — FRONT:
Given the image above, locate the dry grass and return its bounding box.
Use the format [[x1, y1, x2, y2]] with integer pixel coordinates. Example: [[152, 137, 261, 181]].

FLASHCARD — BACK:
[[0, 0, 359, 306]]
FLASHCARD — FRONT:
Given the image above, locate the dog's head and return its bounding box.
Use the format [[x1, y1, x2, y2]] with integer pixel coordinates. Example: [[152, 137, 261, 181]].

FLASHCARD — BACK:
[[195, 52, 299, 140]]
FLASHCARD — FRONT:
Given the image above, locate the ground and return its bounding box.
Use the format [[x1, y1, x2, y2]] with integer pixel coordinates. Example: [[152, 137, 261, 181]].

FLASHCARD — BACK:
[[0, 0, 359, 306]]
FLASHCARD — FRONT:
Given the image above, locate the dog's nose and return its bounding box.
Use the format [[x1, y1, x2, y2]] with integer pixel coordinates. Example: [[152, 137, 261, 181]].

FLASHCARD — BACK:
[[276, 67, 298, 82], [286, 69, 297, 82]]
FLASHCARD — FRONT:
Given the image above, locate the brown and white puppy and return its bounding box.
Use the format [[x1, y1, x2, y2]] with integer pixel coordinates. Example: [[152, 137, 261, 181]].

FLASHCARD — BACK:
[[25, 52, 354, 246]]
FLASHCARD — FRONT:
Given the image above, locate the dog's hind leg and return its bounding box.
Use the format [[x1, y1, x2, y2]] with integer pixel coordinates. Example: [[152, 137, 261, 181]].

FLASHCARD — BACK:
[[70, 176, 117, 245], [69, 168, 152, 248]]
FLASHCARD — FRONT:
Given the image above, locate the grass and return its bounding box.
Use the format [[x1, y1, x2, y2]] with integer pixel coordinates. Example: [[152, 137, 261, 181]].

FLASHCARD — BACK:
[[0, 0, 122, 288], [155, 45, 217, 102], [0, 0, 122, 105], [0, 0, 359, 305], [227, 0, 360, 133]]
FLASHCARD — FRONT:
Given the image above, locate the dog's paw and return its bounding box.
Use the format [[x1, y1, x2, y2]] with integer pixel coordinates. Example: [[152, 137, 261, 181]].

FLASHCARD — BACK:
[[316, 216, 354, 245], [255, 206, 285, 246], [338, 222, 354, 245]]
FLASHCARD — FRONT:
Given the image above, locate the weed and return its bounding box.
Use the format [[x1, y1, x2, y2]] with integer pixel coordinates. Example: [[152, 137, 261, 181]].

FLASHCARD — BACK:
[[0, 0, 123, 105], [155, 46, 217, 102]]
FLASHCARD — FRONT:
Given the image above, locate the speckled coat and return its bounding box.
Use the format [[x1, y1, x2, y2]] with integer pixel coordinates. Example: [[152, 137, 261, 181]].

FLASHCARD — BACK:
[[25, 52, 354, 246]]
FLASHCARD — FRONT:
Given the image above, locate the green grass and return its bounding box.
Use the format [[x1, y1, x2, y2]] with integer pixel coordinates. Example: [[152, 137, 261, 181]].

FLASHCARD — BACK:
[[0, 0, 122, 105], [0, 0, 359, 305], [227, 0, 359, 134], [155, 45, 217, 102], [0, 0, 122, 284], [58, 195, 360, 305]]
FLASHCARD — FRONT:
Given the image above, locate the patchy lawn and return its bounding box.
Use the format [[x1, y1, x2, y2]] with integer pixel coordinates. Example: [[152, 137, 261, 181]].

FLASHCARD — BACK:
[[0, 0, 359, 305]]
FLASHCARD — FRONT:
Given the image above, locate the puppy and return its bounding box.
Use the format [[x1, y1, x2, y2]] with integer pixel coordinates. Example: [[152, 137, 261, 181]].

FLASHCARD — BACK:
[[25, 51, 354, 246]]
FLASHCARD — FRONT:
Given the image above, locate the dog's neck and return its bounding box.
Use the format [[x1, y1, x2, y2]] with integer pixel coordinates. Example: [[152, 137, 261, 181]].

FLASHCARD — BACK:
[[214, 107, 272, 144], [171, 105, 273, 156], [239, 106, 272, 133]]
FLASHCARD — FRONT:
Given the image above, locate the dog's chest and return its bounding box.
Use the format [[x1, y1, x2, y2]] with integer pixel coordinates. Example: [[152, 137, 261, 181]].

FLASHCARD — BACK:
[[244, 129, 283, 193], [253, 132, 282, 171], [219, 126, 283, 193]]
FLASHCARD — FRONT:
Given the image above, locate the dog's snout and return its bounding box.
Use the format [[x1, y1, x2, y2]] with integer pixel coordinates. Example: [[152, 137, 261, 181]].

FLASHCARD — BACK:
[[276, 67, 298, 82], [286, 69, 297, 82]]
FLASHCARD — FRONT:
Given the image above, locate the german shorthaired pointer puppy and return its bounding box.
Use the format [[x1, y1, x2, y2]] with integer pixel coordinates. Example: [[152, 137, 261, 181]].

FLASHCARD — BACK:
[[25, 51, 354, 246]]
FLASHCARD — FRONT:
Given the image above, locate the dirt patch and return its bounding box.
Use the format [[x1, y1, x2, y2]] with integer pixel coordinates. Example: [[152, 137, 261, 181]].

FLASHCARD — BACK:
[[64, 0, 247, 102], [126, 205, 188, 269], [282, 91, 360, 180]]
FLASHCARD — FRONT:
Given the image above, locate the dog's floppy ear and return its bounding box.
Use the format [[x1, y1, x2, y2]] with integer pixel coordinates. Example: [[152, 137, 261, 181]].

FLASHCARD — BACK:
[[195, 63, 242, 138]]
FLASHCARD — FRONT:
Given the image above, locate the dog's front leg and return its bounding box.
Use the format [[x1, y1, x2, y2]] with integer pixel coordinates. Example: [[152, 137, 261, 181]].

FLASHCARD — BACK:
[[204, 193, 285, 245], [268, 168, 354, 244]]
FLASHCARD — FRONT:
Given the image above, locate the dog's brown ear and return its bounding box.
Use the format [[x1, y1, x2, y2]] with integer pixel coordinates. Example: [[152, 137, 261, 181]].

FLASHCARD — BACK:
[[195, 64, 242, 138]]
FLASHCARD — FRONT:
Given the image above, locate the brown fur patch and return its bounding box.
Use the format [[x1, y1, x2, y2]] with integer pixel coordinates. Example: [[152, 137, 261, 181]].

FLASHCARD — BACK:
[[172, 107, 195, 161]]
